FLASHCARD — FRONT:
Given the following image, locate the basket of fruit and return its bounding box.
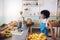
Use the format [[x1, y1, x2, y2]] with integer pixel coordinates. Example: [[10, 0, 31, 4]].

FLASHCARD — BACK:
[[0, 30, 12, 38], [26, 18, 34, 27], [27, 33, 47, 40], [4, 30, 12, 38]]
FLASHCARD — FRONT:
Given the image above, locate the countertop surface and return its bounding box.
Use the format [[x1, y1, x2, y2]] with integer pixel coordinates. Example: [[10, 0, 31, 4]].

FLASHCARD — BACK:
[[0, 37, 60, 40]]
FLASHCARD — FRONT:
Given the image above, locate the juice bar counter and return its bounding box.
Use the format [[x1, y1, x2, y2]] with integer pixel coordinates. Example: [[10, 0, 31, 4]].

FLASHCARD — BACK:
[[0, 28, 28, 40]]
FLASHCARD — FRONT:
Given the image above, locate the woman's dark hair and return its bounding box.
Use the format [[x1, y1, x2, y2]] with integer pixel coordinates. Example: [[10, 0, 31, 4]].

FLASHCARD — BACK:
[[41, 10, 50, 18]]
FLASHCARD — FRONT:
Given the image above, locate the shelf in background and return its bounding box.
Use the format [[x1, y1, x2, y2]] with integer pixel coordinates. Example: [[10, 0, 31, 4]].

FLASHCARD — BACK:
[[23, 0, 38, 1]]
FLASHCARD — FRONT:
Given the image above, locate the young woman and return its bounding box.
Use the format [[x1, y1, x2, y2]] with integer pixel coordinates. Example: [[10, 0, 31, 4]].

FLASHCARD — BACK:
[[40, 10, 56, 40]]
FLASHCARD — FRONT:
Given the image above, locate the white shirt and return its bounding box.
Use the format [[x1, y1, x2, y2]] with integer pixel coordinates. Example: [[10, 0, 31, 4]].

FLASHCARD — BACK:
[[18, 15, 23, 22], [40, 18, 49, 27]]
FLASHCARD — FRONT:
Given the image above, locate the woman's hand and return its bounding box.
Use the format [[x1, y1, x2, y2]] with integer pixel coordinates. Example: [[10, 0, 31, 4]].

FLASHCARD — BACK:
[[48, 20, 57, 40]]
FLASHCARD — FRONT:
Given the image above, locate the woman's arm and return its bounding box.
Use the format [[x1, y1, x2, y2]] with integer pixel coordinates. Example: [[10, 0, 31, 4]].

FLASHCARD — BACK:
[[48, 20, 56, 40]]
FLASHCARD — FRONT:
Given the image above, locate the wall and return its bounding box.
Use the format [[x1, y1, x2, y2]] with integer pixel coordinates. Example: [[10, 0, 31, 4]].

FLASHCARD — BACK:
[[39, 0, 57, 16], [24, 0, 57, 20], [4, 0, 22, 24], [28, 0, 57, 16], [4, 0, 57, 24], [0, 0, 4, 25]]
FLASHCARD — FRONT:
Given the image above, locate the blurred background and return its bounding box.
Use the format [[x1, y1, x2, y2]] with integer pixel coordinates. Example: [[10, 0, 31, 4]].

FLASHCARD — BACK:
[[0, 0, 60, 40]]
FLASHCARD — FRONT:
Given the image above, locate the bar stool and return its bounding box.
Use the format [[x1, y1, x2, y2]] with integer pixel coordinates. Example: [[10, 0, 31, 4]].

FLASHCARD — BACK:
[[58, 27, 60, 38], [53, 27, 57, 37], [48, 27, 57, 37]]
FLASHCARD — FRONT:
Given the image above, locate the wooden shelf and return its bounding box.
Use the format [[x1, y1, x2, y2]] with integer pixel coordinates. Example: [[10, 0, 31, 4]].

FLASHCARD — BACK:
[[22, 0, 58, 17]]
